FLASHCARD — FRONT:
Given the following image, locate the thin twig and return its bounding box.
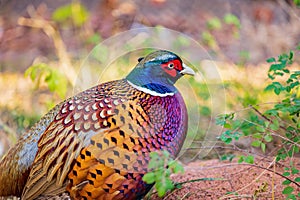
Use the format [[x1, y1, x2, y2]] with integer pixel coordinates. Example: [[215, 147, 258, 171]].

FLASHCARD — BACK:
[[18, 15, 77, 86], [175, 177, 226, 187], [248, 105, 300, 148], [250, 105, 288, 132]]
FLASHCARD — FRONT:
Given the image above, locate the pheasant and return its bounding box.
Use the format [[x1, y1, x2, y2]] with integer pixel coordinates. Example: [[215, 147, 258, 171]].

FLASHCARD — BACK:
[[0, 50, 195, 200]]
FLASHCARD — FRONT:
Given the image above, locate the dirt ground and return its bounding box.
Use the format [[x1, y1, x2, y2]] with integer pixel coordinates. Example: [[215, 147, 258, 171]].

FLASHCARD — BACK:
[[151, 158, 300, 199]]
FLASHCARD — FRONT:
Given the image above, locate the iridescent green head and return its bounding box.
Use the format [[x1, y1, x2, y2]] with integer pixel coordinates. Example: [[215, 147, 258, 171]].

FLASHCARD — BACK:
[[126, 50, 195, 95]]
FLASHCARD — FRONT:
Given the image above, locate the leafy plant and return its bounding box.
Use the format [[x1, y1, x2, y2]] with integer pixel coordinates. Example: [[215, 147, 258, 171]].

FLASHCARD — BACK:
[[201, 13, 240, 53], [216, 49, 300, 198], [224, 13, 241, 29], [202, 31, 217, 49], [52, 1, 89, 27], [142, 150, 184, 197], [220, 153, 236, 162], [294, 0, 300, 7], [25, 63, 68, 99], [207, 17, 222, 30]]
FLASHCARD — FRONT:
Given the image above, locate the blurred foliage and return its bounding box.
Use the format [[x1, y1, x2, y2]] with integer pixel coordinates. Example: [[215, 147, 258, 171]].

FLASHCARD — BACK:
[[22, 2, 92, 110], [224, 13, 241, 29], [202, 13, 241, 50], [238, 50, 250, 66], [219, 153, 235, 162], [206, 17, 222, 30], [294, 0, 300, 7], [11, 111, 40, 132], [202, 31, 217, 49], [217, 48, 300, 199], [25, 63, 68, 102], [52, 1, 89, 27], [86, 33, 103, 45]]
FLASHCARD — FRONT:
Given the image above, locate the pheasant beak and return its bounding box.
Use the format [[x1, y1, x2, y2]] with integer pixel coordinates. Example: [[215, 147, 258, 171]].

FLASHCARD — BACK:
[[181, 63, 195, 76]]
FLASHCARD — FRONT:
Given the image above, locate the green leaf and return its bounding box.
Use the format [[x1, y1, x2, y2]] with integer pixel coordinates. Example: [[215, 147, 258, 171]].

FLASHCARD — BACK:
[[219, 130, 233, 144], [244, 155, 254, 164], [202, 31, 216, 48], [156, 182, 167, 197], [264, 135, 273, 143], [289, 51, 294, 60], [206, 17, 222, 30], [287, 194, 297, 200], [148, 152, 161, 170], [282, 179, 291, 185], [220, 154, 235, 162], [172, 163, 184, 174], [291, 167, 299, 175], [142, 172, 156, 184], [274, 88, 281, 95], [233, 131, 242, 140], [200, 106, 211, 116], [87, 33, 102, 45], [144, 150, 184, 197], [251, 140, 261, 147], [261, 142, 266, 153], [256, 126, 265, 132], [52, 2, 89, 27], [25, 63, 67, 99], [270, 120, 279, 131], [283, 172, 291, 176], [264, 109, 278, 116], [295, 177, 300, 182], [283, 69, 290, 73], [154, 169, 164, 182], [71, 2, 89, 26], [270, 63, 284, 71], [223, 123, 231, 129], [282, 186, 294, 194], [294, 146, 300, 154], [176, 35, 191, 47], [238, 156, 244, 163], [223, 13, 241, 28], [156, 178, 174, 197], [252, 133, 263, 139], [266, 57, 276, 63], [164, 178, 174, 191], [215, 115, 227, 126], [162, 150, 170, 158], [52, 4, 72, 23]]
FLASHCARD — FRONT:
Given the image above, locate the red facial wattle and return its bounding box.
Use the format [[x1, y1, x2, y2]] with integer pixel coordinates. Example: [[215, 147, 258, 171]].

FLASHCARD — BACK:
[[161, 59, 183, 77]]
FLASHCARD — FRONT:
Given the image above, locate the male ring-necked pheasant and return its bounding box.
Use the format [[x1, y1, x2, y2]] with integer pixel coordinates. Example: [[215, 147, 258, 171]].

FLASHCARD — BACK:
[[0, 50, 195, 200]]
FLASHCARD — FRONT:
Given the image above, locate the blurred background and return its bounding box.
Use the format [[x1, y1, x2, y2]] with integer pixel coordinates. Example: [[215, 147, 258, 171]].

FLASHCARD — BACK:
[[0, 0, 299, 161]]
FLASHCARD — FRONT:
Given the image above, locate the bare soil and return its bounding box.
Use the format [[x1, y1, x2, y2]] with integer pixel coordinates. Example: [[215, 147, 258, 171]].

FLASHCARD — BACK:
[[151, 158, 300, 200]]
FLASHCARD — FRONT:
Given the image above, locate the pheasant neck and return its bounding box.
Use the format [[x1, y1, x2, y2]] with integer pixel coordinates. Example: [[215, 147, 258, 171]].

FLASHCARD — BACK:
[[126, 67, 177, 96], [127, 80, 175, 97]]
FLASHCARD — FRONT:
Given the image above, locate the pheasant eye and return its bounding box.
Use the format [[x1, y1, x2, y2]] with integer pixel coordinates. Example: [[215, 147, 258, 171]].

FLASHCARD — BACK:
[[168, 63, 174, 69]]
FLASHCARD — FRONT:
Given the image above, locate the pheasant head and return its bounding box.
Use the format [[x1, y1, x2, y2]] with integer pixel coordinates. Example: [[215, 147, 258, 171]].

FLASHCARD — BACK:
[[126, 50, 195, 96]]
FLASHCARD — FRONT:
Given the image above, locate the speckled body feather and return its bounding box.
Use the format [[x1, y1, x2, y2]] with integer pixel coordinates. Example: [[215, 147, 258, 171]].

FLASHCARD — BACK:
[[22, 79, 187, 200], [0, 50, 194, 200], [0, 103, 63, 196]]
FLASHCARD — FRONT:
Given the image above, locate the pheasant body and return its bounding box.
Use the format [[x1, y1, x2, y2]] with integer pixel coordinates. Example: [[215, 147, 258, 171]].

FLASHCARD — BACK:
[[0, 102, 63, 196], [0, 50, 195, 200]]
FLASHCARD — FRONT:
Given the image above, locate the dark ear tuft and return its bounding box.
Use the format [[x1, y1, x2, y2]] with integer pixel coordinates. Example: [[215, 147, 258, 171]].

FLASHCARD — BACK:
[[138, 57, 144, 62]]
